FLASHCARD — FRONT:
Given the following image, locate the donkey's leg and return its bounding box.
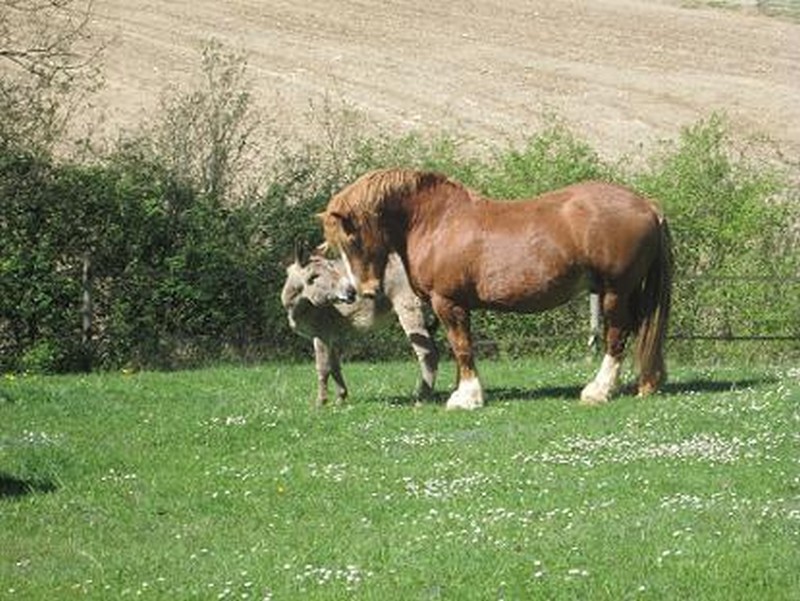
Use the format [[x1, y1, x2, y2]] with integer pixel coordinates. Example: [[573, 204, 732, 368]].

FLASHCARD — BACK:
[[328, 344, 348, 404], [312, 338, 332, 407], [393, 298, 439, 400], [312, 338, 331, 407], [432, 295, 483, 410], [581, 291, 631, 405]]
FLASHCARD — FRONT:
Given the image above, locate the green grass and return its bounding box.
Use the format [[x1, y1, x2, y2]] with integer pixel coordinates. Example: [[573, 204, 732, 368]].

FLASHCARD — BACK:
[[1, 358, 798, 599]]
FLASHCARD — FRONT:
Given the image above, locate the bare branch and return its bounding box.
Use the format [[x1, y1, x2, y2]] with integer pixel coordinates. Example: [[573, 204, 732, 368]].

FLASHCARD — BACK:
[[1, 0, 97, 80], [0, 0, 103, 152]]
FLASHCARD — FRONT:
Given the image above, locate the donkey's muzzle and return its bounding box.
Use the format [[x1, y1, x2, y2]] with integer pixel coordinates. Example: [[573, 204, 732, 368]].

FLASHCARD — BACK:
[[340, 284, 358, 304]]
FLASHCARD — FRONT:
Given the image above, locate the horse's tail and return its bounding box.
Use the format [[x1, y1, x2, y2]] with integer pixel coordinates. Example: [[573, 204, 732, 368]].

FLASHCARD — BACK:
[[635, 216, 673, 394]]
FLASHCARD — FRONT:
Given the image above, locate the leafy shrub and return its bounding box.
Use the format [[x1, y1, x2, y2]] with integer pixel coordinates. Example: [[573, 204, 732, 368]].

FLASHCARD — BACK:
[[632, 115, 799, 356], [634, 115, 793, 276], [2, 82, 797, 371], [479, 121, 612, 197]]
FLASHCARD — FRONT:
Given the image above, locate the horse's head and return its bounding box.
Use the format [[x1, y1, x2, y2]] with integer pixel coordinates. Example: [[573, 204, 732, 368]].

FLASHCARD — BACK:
[[320, 208, 389, 299], [281, 243, 357, 317], [322, 169, 444, 297]]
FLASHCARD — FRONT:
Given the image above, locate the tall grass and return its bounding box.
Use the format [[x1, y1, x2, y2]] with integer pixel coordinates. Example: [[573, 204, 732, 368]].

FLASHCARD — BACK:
[[2, 359, 798, 599]]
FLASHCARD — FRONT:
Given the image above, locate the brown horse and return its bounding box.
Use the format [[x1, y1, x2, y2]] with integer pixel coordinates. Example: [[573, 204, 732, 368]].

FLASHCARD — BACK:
[[321, 169, 672, 410]]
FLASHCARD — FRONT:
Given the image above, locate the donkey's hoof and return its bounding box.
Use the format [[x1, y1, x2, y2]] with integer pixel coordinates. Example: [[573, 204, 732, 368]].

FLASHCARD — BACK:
[[579, 382, 610, 406], [414, 381, 436, 402], [446, 378, 484, 410]]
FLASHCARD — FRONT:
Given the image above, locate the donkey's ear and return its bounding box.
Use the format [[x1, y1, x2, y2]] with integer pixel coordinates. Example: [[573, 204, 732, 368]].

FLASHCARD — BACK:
[[293, 239, 310, 265]]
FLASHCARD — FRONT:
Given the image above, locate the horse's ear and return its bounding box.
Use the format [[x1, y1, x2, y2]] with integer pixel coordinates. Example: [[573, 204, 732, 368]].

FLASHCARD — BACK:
[[320, 210, 353, 232]]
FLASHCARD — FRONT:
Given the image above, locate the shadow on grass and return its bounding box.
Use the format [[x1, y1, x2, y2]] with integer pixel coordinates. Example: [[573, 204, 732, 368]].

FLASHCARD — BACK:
[[362, 376, 776, 406], [365, 385, 582, 406], [0, 472, 58, 500], [660, 377, 777, 395], [488, 385, 582, 402], [487, 377, 774, 403]]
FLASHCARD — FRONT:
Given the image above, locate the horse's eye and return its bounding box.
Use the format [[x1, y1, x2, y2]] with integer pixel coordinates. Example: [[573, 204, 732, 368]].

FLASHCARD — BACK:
[[306, 274, 319, 285], [349, 235, 363, 252]]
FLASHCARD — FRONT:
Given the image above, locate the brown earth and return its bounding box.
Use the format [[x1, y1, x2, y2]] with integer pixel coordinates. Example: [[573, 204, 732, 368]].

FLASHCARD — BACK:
[[89, 0, 800, 160]]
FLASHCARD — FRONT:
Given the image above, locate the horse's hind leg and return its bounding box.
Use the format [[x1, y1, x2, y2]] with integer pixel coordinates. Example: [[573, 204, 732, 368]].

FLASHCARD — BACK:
[[580, 290, 631, 405]]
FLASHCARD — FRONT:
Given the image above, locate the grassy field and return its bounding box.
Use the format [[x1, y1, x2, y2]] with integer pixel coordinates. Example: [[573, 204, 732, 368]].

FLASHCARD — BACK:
[[1, 357, 798, 600]]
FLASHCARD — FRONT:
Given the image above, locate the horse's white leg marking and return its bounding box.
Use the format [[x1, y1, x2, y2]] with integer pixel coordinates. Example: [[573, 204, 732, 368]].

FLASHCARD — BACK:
[[339, 250, 359, 290], [580, 353, 622, 405], [393, 297, 438, 399], [446, 376, 484, 410], [587, 293, 601, 351]]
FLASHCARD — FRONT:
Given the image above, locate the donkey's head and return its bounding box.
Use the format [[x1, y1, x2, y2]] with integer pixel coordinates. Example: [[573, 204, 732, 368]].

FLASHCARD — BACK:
[[281, 243, 358, 315]]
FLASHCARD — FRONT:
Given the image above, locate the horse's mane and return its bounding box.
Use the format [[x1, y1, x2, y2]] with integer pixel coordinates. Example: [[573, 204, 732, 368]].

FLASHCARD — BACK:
[[323, 169, 465, 249], [328, 169, 449, 216]]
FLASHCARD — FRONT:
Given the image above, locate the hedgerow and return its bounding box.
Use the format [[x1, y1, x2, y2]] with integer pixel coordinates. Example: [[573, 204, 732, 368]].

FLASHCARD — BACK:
[[1, 44, 797, 372]]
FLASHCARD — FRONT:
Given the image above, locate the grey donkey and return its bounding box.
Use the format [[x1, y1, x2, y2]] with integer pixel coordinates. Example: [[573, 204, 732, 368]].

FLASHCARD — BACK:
[[281, 245, 439, 406]]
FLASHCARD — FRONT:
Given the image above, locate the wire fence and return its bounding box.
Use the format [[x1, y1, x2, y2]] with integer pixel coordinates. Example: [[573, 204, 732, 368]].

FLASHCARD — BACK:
[[670, 275, 800, 342], [467, 275, 800, 359]]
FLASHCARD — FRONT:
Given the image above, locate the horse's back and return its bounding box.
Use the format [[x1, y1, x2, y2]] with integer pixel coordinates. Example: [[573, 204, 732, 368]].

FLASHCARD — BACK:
[[420, 180, 663, 310], [556, 181, 664, 277], [530, 181, 660, 225]]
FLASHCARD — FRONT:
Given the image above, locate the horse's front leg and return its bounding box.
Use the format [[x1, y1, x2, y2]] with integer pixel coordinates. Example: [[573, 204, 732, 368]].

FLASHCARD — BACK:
[[432, 295, 483, 410], [393, 297, 439, 400]]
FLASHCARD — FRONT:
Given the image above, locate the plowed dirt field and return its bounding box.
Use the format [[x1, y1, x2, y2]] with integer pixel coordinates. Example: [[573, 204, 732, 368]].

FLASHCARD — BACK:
[[91, 0, 800, 158]]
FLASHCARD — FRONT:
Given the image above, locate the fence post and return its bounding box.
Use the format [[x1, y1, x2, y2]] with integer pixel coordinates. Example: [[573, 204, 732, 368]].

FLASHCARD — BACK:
[[80, 252, 94, 371]]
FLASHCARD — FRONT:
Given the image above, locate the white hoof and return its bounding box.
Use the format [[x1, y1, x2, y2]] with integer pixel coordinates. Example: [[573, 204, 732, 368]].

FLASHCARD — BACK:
[[446, 377, 484, 410], [580, 354, 621, 405], [580, 381, 610, 405]]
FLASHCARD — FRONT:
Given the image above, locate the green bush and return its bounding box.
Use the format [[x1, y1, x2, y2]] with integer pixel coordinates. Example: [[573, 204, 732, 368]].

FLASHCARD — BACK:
[[1, 112, 797, 372], [634, 115, 793, 276], [0, 153, 82, 372], [479, 121, 612, 197], [632, 115, 799, 357]]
